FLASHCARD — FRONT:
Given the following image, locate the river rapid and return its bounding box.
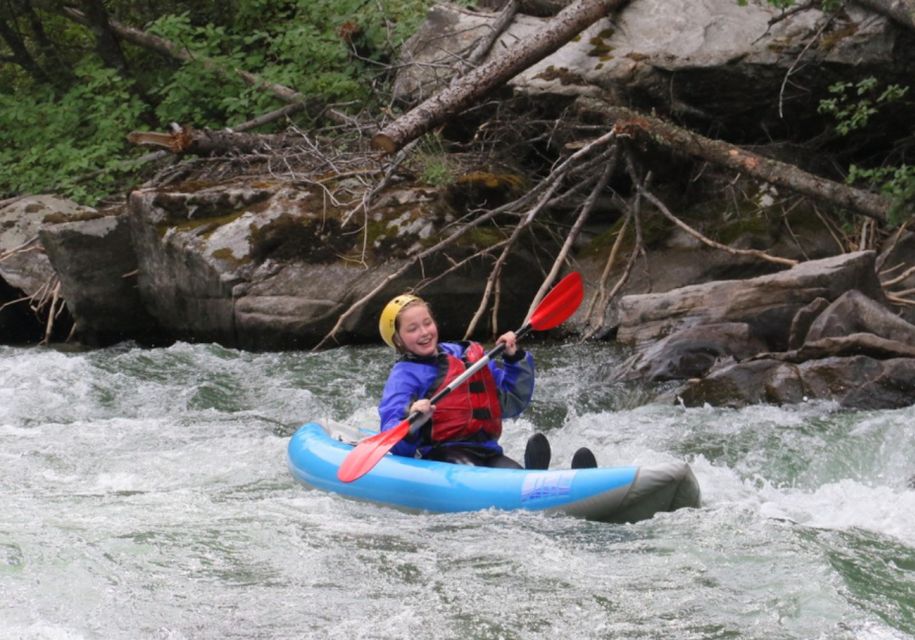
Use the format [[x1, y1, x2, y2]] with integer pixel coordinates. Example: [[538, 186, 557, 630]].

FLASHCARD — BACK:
[[1, 341, 914, 639]]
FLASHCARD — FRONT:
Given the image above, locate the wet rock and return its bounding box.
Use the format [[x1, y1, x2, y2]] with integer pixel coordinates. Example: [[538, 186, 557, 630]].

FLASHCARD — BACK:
[[39, 207, 160, 346], [616, 251, 884, 351], [805, 289, 915, 344], [615, 322, 767, 382], [678, 354, 915, 410]]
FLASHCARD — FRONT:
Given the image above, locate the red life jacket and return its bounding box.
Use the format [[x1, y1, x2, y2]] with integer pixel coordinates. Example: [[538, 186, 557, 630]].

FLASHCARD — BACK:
[[428, 342, 502, 442]]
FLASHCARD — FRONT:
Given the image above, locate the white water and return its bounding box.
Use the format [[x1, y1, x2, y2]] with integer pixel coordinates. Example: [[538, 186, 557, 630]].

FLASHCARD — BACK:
[[1, 342, 913, 639]]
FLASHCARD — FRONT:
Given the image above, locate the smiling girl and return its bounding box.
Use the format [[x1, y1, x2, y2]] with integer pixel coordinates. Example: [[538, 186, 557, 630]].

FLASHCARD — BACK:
[[376, 294, 538, 468]]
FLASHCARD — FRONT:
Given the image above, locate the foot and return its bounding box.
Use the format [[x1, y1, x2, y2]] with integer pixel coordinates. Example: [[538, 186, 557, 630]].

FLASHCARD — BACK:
[[571, 447, 597, 469], [524, 433, 551, 470]]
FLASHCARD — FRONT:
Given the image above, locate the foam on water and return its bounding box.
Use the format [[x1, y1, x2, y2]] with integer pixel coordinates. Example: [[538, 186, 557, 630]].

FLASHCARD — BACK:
[[2, 342, 914, 639]]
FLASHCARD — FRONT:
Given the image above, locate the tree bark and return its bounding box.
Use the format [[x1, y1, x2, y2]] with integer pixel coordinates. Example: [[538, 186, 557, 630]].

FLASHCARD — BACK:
[[575, 97, 892, 222], [19, 1, 76, 88], [126, 125, 296, 156], [0, 19, 52, 85], [79, 0, 130, 77], [372, 0, 630, 154]]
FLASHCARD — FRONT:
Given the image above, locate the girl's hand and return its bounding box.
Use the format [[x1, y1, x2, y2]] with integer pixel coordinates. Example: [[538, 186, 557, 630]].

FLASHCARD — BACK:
[[410, 399, 434, 417], [496, 331, 518, 357]]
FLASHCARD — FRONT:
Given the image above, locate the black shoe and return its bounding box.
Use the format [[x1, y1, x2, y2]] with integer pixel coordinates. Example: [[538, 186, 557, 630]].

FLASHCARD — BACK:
[[524, 433, 551, 470], [571, 447, 597, 469]]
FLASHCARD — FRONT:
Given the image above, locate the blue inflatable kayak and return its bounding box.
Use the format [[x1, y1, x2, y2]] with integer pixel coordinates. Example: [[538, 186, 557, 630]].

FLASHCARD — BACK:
[[287, 422, 701, 523]]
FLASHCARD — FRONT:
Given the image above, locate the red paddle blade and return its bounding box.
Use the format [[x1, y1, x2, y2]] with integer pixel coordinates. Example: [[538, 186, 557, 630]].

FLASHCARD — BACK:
[[337, 419, 410, 482], [529, 272, 583, 331]]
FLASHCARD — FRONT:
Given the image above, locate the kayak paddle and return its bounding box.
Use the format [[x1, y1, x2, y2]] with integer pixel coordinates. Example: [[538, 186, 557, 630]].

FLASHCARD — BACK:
[[337, 271, 584, 483]]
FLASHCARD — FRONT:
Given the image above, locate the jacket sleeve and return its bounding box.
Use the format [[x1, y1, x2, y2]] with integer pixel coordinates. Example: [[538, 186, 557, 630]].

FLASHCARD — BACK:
[[377, 361, 432, 457], [488, 350, 535, 419]]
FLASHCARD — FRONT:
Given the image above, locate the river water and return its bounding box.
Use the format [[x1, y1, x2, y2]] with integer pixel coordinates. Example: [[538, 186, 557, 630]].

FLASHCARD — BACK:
[[1, 340, 914, 639]]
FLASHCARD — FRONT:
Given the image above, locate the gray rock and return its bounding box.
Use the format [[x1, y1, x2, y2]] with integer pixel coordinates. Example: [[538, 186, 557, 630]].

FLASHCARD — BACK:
[[0, 195, 96, 341], [806, 284, 915, 344], [393, 1, 909, 135], [616, 251, 884, 351], [615, 321, 767, 382], [39, 209, 159, 346], [0, 195, 83, 294], [677, 354, 915, 409], [122, 179, 542, 349], [788, 297, 830, 349]]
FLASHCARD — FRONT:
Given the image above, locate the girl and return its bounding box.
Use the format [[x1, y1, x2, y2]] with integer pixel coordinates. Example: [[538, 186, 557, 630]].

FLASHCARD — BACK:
[[377, 293, 595, 469]]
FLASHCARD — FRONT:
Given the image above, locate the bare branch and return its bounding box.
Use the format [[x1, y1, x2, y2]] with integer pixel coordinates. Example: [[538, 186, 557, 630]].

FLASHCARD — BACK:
[[577, 98, 892, 222], [373, 0, 630, 153]]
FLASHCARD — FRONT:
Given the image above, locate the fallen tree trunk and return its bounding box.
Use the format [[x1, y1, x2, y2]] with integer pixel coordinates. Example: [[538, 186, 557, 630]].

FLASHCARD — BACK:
[[126, 125, 295, 156], [372, 0, 630, 154], [576, 97, 893, 222]]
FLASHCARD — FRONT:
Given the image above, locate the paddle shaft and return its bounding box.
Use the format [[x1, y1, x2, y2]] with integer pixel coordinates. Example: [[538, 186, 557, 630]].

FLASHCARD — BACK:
[[405, 323, 531, 436]]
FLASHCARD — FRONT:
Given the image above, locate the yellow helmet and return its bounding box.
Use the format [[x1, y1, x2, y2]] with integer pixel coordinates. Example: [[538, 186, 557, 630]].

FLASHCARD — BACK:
[[378, 294, 422, 348]]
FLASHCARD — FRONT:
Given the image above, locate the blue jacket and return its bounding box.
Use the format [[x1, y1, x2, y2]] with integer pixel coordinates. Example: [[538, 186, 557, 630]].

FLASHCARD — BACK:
[[378, 342, 535, 458]]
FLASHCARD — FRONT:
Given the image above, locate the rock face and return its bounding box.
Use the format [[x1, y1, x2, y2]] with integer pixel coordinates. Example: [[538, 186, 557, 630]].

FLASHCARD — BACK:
[[0, 196, 88, 342], [0, 196, 74, 294], [394, 0, 913, 138], [615, 252, 885, 350], [40, 210, 158, 345], [123, 180, 542, 350], [1, 179, 544, 350], [609, 251, 915, 409]]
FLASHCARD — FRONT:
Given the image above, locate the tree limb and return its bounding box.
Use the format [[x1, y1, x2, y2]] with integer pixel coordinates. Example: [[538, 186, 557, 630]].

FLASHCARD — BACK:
[[527, 146, 616, 322], [576, 97, 893, 222], [58, 5, 349, 126], [373, 0, 630, 154], [126, 125, 296, 156], [462, 0, 519, 73]]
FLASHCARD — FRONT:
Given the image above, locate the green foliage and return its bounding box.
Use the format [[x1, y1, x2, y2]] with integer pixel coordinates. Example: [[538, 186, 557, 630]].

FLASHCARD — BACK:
[[414, 135, 457, 187], [146, 0, 440, 127], [848, 164, 915, 226], [817, 78, 909, 136], [0, 0, 443, 204], [818, 78, 914, 224], [0, 61, 146, 203]]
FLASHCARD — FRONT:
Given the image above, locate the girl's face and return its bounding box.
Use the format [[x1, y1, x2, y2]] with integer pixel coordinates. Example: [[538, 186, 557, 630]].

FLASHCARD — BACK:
[[396, 303, 438, 357]]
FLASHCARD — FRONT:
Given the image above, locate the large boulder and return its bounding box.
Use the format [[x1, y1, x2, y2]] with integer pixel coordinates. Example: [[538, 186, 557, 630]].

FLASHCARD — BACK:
[[678, 355, 915, 410], [804, 289, 915, 344], [125, 178, 544, 350], [615, 251, 884, 351], [609, 250, 915, 408], [0, 195, 74, 294], [394, 1, 912, 137], [0, 195, 88, 341], [39, 206, 159, 346], [615, 321, 768, 382]]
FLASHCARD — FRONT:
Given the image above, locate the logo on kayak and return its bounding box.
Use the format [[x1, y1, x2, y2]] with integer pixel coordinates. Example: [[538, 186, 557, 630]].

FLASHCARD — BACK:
[[521, 471, 576, 503]]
